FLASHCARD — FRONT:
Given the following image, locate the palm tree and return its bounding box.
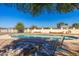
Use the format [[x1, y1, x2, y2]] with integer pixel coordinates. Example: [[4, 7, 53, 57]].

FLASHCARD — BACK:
[[15, 3, 53, 16], [4, 3, 79, 16], [56, 3, 79, 13], [17, 3, 79, 16]]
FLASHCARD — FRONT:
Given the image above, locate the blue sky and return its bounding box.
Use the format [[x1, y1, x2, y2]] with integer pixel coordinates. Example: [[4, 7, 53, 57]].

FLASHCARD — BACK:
[[0, 4, 79, 28]]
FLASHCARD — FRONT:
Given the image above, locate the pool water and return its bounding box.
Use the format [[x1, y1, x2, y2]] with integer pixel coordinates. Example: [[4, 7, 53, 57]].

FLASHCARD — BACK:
[[12, 34, 62, 38], [4, 38, 59, 56], [12, 34, 79, 41], [3, 34, 78, 56]]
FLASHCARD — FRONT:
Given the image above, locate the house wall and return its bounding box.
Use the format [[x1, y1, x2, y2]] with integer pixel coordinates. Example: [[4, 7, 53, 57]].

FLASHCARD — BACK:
[[0, 29, 18, 33], [24, 28, 79, 34], [24, 28, 69, 34], [0, 28, 79, 34], [70, 29, 79, 34]]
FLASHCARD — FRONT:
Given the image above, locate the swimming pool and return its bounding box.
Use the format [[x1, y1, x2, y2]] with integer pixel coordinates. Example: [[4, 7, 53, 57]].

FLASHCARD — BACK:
[[3, 34, 79, 56], [11, 34, 64, 41], [11, 34, 79, 41]]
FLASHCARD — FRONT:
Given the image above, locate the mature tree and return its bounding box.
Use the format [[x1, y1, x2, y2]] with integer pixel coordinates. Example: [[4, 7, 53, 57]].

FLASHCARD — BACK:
[[15, 22, 25, 33], [57, 22, 68, 28], [30, 25, 38, 29], [72, 23, 79, 29], [4, 3, 79, 16]]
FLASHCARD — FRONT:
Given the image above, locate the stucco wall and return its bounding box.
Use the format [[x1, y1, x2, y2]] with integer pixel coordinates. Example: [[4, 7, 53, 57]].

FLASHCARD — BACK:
[[0, 29, 18, 33], [70, 29, 79, 34], [0, 28, 79, 34]]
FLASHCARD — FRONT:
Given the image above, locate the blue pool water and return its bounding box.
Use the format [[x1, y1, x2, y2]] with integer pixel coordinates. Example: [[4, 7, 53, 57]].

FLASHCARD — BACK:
[[3, 34, 78, 56], [12, 34, 62, 38], [12, 34, 79, 41]]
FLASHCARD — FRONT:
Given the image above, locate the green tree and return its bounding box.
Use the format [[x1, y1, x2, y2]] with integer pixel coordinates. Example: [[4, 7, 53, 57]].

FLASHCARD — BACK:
[[15, 22, 25, 33], [5, 3, 79, 16], [57, 22, 68, 28], [16, 3, 79, 16], [56, 3, 78, 13], [72, 23, 79, 29], [30, 25, 38, 29]]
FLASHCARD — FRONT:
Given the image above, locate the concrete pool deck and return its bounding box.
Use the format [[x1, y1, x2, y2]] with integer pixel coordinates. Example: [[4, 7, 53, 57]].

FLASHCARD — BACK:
[[0, 34, 13, 49], [0, 39, 13, 49], [56, 40, 79, 56], [63, 40, 79, 51]]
